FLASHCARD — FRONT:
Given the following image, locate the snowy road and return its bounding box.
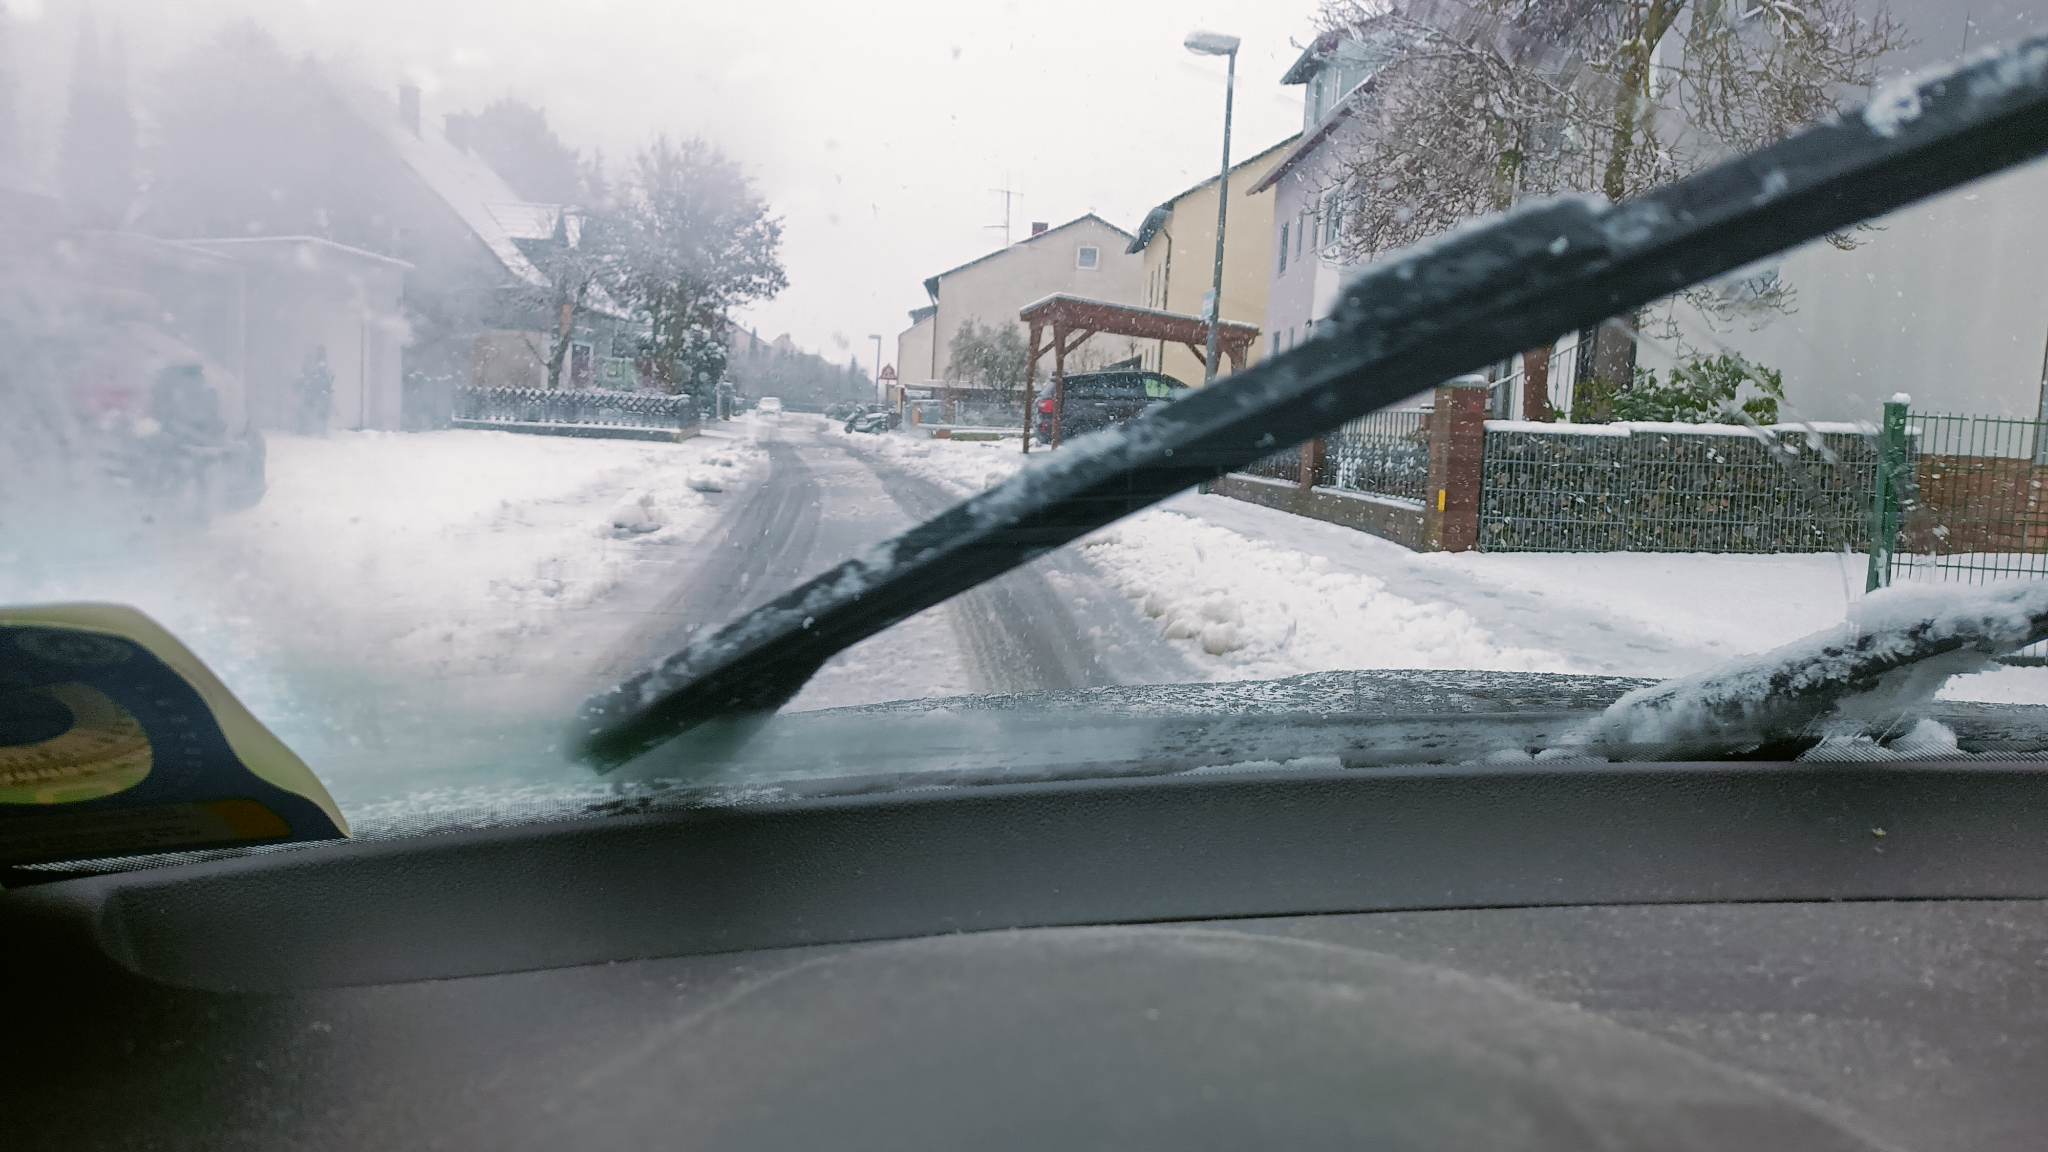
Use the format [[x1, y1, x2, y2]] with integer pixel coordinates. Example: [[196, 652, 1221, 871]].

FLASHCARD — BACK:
[[601, 416, 1194, 712]]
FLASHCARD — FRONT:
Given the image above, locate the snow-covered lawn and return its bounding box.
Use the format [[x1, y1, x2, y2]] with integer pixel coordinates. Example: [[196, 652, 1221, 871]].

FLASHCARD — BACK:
[[842, 429, 2048, 704], [3, 426, 761, 709]]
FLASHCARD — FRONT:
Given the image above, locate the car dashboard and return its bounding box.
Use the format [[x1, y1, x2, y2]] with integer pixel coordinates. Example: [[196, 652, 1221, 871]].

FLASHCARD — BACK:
[[8, 759, 2048, 1150]]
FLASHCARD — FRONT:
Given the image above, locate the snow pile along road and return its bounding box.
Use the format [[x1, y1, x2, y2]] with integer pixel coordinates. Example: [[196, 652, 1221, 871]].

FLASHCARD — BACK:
[[1079, 511, 1572, 680], [838, 427, 1026, 496]]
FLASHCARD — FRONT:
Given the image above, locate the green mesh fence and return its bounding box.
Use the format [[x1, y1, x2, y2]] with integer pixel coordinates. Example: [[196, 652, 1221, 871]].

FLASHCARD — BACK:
[[1877, 408, 2048, 661], [1479, 422, 1878, 553], [1889, 410, 2048, 583]]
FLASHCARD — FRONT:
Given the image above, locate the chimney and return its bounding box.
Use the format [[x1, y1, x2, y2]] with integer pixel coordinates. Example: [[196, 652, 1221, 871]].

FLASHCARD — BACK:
[[398, 82, 421, 136], [444, 113, 469, 152], [1030, 221, 1049, 237]]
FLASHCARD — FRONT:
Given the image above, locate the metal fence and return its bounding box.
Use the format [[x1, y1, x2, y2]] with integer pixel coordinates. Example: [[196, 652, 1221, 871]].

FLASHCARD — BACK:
[[1893, 410, 2048, 577], [1873, 406, 2048, 660], [1240, 443, 1304, 484], [1238, 410, 1430, 499], [453, 386, 700, 432], [1318, 409, 1431, 503], [1480, 421, 1879, 553]]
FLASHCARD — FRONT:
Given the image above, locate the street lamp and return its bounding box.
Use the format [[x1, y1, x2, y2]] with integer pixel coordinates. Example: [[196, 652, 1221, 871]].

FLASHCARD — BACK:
[[1185, 30, 1239, 387], [869, 334, 883, 402]]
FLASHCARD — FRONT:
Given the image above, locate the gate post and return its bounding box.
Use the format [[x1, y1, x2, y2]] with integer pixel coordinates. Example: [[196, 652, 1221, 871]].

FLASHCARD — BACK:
[[1424, 377, 1492, 552], [1866, 396, 1910, 592]]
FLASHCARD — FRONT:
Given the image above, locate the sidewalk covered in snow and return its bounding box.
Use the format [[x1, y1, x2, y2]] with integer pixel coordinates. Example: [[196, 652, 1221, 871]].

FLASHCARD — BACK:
[[1017, 294, 1260, 449]]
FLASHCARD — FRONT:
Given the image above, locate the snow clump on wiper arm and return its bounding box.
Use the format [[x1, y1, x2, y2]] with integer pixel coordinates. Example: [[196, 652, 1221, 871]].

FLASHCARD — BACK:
[[1578, 582, 2048, 759]]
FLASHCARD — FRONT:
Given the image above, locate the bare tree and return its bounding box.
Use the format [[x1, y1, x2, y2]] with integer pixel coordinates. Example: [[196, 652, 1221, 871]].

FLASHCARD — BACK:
[[947, 319, 1030, 401], [513, 207, 616, 390], [1314, 0, 1906, 419]]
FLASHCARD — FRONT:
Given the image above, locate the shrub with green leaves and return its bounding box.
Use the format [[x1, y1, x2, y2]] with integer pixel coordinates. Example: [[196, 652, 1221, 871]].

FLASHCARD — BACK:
[[1602, 354, 1786, 425]]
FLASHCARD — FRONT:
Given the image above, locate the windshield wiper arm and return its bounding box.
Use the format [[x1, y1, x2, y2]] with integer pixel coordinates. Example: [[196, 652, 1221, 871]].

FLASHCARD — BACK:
[[1580, 582, 2048, 758], [574, 36, 2048, 770]]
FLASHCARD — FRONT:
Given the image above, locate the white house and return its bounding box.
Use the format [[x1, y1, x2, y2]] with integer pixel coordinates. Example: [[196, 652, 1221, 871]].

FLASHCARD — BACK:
[[1258, 3, 2048, 426]]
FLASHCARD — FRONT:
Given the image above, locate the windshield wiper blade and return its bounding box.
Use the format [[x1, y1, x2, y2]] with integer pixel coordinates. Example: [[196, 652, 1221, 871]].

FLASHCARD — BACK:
[[574, 36, 2048, 770], [1580, 582, 2048, 758]]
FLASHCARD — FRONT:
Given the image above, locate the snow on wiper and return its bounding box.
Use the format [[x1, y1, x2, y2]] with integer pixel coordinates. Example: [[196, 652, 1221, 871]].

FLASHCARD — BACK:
[[572, 34, 2048, 771], [1579, 582, 2048, 759]]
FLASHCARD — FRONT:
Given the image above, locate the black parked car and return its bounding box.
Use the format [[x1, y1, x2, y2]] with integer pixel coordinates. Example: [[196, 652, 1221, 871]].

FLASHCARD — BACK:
[[1034, 370, 1190, 444]]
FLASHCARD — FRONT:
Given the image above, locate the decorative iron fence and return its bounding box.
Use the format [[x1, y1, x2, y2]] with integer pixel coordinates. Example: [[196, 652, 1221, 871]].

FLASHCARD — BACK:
[[1240, 443, 1304, 484], [1317, 409, 1430, 504], [1479, 420, 1879, 553], [453, 387, 699, 432]]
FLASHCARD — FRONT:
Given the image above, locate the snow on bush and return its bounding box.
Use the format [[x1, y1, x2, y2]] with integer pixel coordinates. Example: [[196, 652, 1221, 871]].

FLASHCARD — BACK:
[[686, 471, 726, 493]]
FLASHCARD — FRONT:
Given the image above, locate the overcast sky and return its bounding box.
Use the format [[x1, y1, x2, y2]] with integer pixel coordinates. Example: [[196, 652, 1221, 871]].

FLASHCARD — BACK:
[[15, 0, 1316, 368]]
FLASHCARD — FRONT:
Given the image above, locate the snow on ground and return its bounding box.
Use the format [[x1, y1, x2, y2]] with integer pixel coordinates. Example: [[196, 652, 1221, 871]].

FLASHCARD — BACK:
[[2, 425, 763, 713], [1078, 513, 1568, 679], [839, 425, 1028, 495], [211, 428, 759, 681], [844, 429, 2048, 703]]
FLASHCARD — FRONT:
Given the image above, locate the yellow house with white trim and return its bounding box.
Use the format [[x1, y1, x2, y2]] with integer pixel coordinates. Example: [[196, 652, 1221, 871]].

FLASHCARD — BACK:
[[1127, 135, 1298, 385]]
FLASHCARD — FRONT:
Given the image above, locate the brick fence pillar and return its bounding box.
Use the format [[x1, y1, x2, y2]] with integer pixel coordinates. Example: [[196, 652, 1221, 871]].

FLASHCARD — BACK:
[[1297, 436, 1324, 491], [1424, 378, 1491, 552]]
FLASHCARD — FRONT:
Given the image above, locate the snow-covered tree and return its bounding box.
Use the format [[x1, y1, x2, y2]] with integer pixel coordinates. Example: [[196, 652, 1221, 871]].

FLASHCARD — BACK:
[[1313, 0, 1905, 419], [608, 137, 785, 393], [59, 7, 137, 228]]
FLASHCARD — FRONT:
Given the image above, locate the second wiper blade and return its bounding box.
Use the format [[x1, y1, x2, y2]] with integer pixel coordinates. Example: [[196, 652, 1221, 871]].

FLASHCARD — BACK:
[[575, 35, 2048, 770]]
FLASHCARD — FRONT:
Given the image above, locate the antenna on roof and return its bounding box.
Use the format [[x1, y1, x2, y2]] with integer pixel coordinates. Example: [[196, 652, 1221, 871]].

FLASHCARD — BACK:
[[986, 180, 1023, 245]]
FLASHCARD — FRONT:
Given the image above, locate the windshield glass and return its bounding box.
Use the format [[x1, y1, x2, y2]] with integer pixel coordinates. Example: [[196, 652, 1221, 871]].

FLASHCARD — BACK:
[[7, 0, 2048, 842]]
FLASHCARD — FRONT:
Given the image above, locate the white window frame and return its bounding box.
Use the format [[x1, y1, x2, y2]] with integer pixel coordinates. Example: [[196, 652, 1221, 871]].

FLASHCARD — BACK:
[[1076, 245, 1100, 270]]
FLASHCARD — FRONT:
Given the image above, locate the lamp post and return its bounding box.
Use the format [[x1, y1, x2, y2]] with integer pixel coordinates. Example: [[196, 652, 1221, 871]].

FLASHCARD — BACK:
[[1185, 29, 1240, 387], [869, 334, 883, 402]]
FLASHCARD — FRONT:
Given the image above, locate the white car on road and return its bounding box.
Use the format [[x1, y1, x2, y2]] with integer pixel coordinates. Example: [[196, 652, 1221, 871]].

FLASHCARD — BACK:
[[757, 396, 784, 416]]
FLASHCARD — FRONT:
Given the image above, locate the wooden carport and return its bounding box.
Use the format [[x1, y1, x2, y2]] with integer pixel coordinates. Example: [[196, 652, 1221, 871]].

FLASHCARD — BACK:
[[1018, 293, 1260, 451]]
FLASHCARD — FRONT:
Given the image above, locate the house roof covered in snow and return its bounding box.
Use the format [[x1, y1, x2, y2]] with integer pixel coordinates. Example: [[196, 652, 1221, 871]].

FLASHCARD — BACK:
[[183, 235, 415, 272], [361, 87, 551, 289]]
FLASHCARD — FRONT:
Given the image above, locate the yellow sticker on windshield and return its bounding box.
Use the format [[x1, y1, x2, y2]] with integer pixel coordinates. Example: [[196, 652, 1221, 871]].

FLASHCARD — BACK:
[[0, 604, 347, 870]]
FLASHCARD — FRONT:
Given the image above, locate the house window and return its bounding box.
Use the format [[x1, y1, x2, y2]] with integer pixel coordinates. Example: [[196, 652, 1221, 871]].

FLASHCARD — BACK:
[[1077, 245, 1100, 270], [1297, 212, 1306, 260], [1323, 191, 1344, 256], [1278, 223, 1290, 273]]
